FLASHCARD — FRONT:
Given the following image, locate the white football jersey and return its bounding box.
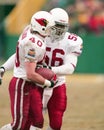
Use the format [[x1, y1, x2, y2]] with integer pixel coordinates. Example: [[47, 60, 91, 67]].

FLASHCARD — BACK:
[[13, 26, 46, 79], [45, 32, 83, 86]]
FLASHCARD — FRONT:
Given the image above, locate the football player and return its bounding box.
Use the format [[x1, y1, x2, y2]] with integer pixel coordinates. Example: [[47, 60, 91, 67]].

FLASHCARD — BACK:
[[0, 11, 56, 130], [0, 8, 83, 130], [43, 8, 83, 130]]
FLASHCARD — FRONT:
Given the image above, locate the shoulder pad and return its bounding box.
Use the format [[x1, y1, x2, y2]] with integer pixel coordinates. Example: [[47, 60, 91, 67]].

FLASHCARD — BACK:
[[66, 32, 83, 46]]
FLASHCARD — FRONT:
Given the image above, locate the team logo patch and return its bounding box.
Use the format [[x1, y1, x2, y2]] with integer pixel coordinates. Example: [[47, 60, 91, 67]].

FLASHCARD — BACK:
[[27, 49, 35, 57]]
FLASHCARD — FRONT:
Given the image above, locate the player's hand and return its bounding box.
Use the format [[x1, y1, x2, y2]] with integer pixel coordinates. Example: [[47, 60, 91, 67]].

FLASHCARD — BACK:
[[36, 63, 51, 70], [0, 67, 5, 85], [44, 74, 58, 88], [49, 74, 58, 88]]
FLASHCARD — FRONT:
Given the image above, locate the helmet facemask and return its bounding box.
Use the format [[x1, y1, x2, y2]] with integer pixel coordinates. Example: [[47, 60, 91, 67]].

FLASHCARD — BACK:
[[49, 8, 69, 41], [50, 21, 69, 41]]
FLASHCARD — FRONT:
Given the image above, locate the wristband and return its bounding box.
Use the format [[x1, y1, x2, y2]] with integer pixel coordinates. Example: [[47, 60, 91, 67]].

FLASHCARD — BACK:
[[43, 79, 51, 88], [0, 66, 5, 72]]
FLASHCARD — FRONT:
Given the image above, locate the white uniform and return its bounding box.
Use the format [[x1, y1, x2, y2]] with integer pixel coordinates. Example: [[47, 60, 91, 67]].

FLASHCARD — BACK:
[[42, 32, 83, 130], [1, 31, 83, 130], [42, 32, 83, 111], [14, 26, 46, 79], [1, 26, 47, 130], [45, 32, 83, 87]]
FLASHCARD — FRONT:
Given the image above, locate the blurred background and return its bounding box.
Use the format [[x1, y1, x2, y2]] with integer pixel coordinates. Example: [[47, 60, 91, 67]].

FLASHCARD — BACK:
[[0, 0, 104, 74]]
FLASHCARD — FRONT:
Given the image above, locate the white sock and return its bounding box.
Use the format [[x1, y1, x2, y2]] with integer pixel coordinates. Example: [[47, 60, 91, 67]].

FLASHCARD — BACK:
[[0, 124, 12, 130], [46, 126, 54, 130], [30, 125, 42, 130]]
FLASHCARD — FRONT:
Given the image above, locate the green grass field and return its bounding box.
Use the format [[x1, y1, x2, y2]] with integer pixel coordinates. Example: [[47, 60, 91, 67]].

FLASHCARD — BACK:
[[0, 71, 104, 130]]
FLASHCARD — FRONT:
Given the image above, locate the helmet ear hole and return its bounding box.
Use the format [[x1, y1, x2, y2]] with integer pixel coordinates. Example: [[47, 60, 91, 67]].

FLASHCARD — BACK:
[[42, 27, 45, 31]]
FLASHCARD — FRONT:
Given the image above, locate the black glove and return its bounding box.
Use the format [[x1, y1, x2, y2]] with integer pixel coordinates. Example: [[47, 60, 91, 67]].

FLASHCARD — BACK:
[[36, 63, 51, 70], [44, 74, 58, 88], [42, 63, 52, 70], [0, 66, 5, 85], [49, 74, 58, 88]]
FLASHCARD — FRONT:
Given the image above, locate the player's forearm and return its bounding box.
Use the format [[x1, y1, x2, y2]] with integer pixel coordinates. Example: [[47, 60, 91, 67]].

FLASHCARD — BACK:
[[2, 53, 15, 71], [52, 54, 78, 75], [52, 63, 75, 75], [25, 62, 54, 88]]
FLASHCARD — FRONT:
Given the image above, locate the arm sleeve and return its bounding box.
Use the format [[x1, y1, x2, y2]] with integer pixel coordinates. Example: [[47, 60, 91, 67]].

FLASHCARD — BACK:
[[2, 53, 15, 71], [51, 53, 78, 75]]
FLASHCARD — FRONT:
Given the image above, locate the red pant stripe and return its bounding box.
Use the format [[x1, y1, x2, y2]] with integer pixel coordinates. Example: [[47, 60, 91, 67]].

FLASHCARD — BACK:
[[18, 79, 25, 129], [12, 78, 25, 130]]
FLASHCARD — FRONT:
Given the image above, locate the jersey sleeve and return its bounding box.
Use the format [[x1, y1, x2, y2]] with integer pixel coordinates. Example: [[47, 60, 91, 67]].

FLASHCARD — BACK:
[[68, 35, 83, 56], [24, 38, 37, 62], [24, 37, 45, 63]]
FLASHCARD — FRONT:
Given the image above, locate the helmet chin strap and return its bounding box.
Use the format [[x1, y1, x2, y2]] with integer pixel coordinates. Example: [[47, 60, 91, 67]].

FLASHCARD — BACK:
[[32, 31, 46, 41], [37, 33, 46, 41], [31, 27, 46, 39], [38, 33, 46, 38]]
